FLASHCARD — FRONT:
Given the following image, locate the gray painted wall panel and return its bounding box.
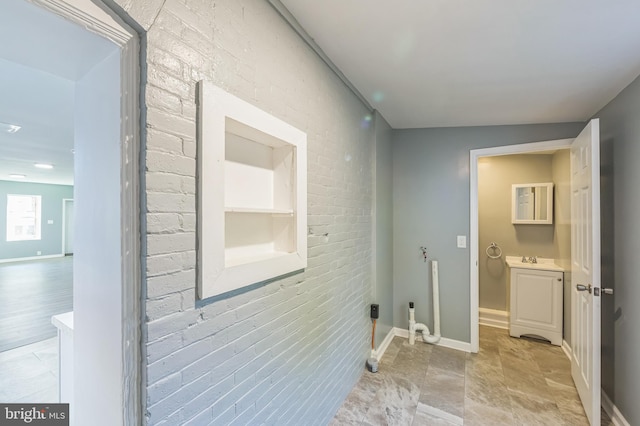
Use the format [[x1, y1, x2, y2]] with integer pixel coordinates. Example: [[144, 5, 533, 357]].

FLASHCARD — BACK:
[[595, 73, 640, 425], [373, 111, 394, 349], [392, 123, 584, 342], [0, 181, 73, 260]]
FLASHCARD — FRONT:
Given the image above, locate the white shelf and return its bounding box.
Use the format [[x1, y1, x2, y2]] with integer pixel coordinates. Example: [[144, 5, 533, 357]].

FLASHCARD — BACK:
[[225, 207, 294, 215], [225, 251, 291, 268], [198, 81, 307, 299]]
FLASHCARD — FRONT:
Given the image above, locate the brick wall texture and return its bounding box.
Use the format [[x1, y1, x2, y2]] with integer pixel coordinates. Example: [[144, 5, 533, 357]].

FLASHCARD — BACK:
[[113, 0, 376, 424]]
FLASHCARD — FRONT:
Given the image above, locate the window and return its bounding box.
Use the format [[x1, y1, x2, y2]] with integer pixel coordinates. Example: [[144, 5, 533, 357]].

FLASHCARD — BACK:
[[6, 195, 42, 241]]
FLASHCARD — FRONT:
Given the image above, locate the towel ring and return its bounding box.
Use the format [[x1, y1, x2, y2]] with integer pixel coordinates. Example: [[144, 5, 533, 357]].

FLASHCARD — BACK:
[[486, 242, 502, 259]]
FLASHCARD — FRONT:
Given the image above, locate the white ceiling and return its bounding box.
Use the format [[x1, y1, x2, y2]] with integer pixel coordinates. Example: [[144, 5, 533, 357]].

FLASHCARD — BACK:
[[0, 0, 117, 186], [281, 0, 640, 129]]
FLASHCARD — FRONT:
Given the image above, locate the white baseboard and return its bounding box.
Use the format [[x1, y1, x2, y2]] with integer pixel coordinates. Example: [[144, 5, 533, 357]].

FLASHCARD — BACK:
[[602, 390, 631, 426], [0, 254, 64, 264], [392, 327, 472, 353], [374, 328, 395, 361], [478, 308, 509, 329], [561, 340, 572, 361]]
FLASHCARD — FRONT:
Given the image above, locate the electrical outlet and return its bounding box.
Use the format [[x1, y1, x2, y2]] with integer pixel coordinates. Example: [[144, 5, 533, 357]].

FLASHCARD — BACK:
[[457, 235, 467, 248], [37, 251, 42, 255], [47, 219, 53, 224]]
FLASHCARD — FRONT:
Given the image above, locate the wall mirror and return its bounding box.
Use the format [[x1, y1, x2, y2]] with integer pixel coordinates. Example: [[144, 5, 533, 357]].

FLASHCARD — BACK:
[[512, 182, 554, 224]]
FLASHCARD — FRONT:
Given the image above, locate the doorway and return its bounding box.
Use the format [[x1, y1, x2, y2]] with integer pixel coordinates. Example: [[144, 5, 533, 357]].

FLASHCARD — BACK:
[[0, 0, 142, 424], [469, 123, 603, 425], [469, 138, 574, 349]]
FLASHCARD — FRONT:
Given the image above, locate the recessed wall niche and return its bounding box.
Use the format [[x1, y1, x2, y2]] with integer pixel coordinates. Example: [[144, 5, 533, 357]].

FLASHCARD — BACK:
[[197, 82, 307, 299]]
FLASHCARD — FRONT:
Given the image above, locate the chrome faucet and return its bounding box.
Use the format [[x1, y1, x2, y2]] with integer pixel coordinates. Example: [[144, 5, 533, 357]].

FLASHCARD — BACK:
[[521, 256, 527, 263]]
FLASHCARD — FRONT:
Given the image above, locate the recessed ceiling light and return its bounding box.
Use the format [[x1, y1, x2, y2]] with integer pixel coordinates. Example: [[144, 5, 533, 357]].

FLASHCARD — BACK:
[[34, 163, 54, 169], [9, 174, 26, 179], [0, 122, 21, 133]]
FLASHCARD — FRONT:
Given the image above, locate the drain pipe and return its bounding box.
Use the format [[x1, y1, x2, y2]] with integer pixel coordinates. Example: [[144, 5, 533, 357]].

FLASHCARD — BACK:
[[409, 260, 441, 345]]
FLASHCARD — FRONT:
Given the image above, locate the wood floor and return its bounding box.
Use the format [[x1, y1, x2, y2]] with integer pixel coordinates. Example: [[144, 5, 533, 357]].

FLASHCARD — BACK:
[[0, 337, 58, 402], [0, 256, 73, 352]]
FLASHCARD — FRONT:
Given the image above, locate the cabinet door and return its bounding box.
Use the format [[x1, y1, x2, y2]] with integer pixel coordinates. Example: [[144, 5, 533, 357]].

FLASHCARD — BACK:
[[511, 269, 563, 332]]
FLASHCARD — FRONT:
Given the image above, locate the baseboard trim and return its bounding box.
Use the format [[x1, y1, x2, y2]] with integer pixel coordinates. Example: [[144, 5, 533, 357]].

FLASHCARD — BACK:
[[0, 254, 64, 264], [561, 340, 572, 361], [375, 328, 395, 361], [392, 327, 472, 353], [478, 308, 509, 329], [602, 390, 631, 426]]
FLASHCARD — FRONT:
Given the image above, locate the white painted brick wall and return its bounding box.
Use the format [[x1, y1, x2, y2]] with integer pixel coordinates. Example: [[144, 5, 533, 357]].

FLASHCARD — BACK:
[[113, 0, 375, 424]]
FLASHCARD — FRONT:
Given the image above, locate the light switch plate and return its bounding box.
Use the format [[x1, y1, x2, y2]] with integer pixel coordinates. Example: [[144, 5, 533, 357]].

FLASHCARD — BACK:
[[457, 235, 467, 248], [47, 219, 53, 224]]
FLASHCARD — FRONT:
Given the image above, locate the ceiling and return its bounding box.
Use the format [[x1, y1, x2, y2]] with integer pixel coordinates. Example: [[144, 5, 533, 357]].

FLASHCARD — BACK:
[[281, 0, 640, 129], [0, 0, 117, 186]]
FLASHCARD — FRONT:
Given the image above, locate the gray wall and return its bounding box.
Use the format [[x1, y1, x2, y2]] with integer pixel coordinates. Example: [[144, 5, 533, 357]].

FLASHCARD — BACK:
[[478, 154, 555, 311], [373, 111, 394, 349], [0, 181, 73, 260], [110, 0, 375, 424], [595, 73, 640, 425], [392, 123, 585, 342]]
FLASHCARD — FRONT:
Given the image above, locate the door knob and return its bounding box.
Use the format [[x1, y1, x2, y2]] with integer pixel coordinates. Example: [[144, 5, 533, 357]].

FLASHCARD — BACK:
[[576, 284, 592, 293], [602, 288, 614, 295]]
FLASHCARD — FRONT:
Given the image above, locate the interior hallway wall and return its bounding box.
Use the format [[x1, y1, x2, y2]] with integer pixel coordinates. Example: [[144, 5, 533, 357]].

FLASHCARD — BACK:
[[0, 181, 73, 261], [110, 0, 376, 424], [594, 72, 640, 425], [478, 154, 555, 312], [392, 123, 585, 342], [373, 111, 394, 350]]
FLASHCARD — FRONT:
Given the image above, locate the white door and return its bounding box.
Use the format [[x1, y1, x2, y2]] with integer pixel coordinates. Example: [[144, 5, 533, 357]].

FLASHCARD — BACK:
[[570, 119, 601, 425]]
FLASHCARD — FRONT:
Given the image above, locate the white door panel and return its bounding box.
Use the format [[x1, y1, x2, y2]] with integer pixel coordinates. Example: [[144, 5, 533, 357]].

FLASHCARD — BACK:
[[570, 119, 601, 425]]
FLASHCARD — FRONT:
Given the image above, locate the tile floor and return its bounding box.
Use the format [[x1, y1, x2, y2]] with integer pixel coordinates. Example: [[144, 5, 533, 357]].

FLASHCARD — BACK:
[[0, 337, 58, 403], [331, 326, 612, 425]]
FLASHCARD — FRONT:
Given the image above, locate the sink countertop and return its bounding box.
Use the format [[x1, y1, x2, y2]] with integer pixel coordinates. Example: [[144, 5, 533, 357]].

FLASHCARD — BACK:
[[505, 256, 564, 272]]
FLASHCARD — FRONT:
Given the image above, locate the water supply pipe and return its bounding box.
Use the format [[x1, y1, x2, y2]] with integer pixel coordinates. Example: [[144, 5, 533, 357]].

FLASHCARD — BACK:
[[409, 259, 441, 345]]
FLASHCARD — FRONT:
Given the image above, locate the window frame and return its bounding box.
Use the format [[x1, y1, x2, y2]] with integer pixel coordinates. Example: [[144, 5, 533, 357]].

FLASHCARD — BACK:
[[6, 194, 42, 242]]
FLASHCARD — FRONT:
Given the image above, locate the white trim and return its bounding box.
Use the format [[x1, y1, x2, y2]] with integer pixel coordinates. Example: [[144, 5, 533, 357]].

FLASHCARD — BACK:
[[0, 254, 64, 264], [28, 1, 141, 424], [374, 327, 395, 361], [393, 327, 472, 353], [478, 308, 509, 329], [469, 138, 574, 353], [562, 340, 572, 361], [602, 390, 631, 426], [61, 198, 73, 255]]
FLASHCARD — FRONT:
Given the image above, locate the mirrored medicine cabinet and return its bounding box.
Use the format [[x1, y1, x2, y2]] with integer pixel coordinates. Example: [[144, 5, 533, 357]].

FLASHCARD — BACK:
[[511, 182, 554, 224]]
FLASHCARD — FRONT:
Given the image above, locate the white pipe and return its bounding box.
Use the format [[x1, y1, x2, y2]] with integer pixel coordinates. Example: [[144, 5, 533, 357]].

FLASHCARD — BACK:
[[425, 260, 441, 344], [408, 260, 441, 345]]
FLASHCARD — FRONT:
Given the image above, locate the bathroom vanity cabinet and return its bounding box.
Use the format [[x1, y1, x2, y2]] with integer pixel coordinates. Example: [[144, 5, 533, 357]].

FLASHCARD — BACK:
[[509, 266, 564, 346]]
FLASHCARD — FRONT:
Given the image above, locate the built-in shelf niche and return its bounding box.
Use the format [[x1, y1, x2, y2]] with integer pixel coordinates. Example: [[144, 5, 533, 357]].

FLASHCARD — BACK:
[[198, 82, 307, 299]]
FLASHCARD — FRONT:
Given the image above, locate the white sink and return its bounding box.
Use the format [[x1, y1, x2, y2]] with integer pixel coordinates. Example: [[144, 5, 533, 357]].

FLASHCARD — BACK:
[[505, 256, 564, 272]]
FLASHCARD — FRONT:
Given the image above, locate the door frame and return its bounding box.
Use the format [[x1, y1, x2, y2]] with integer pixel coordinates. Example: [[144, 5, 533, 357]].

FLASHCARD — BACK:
[[469, 138, 573, 353], [61, 198, 73, 255], [31, 0, 141, 423]]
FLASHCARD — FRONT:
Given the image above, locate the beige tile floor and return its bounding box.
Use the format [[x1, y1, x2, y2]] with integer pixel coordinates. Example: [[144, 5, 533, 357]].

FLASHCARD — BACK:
[[0, 337, 58, 403], [331, 326, 612, 425]]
